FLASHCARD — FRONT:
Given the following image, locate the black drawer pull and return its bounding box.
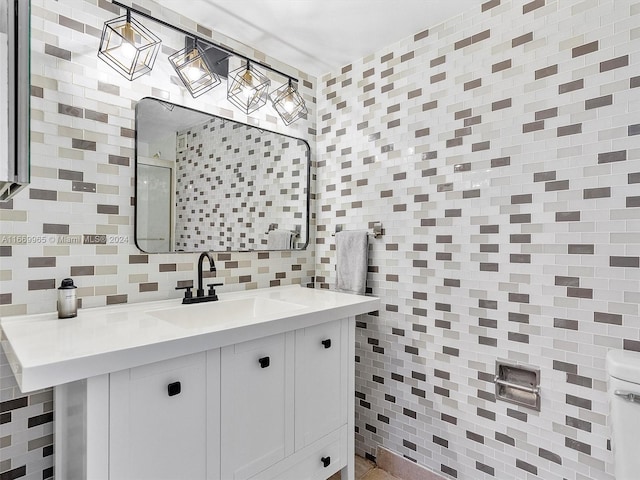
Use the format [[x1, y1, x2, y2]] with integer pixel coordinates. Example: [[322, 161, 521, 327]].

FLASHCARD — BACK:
[[321, 456, 331, 468], [321, 339, 332, 349], [259, 356, 270, 368], [167, 381, 181, 397]]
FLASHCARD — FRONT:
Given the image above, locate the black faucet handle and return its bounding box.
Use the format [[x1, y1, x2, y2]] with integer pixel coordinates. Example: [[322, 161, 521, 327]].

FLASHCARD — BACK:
[[175, 284, 193, 300], [207, 282, 223, 297]]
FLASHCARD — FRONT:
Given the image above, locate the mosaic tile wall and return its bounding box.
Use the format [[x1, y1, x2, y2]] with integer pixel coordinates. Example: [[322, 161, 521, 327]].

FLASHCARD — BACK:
[[315, 0, 639, 479], [0, 0, 316, 478], [175, 118, 309, 251]]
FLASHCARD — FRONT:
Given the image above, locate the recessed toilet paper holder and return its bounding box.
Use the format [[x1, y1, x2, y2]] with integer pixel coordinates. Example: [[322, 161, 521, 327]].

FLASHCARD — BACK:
[[494, 360, 541, 411]]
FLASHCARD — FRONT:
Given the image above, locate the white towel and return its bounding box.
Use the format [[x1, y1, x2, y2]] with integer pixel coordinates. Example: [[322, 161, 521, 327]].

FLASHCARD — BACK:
[[335, 230, 368, 295], [267, 229, 293, 249]]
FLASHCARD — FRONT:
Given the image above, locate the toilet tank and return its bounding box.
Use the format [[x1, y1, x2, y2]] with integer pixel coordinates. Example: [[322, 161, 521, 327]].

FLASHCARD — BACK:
[[606, 349, 640, 480]]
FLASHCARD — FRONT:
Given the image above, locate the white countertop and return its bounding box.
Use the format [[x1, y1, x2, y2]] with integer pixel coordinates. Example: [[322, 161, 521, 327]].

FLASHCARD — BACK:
[[0, 285, 379, 392]]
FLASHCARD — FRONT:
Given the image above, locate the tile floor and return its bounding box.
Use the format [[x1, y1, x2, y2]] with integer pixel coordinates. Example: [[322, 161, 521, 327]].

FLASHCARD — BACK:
[[328, 456, 402, 480]]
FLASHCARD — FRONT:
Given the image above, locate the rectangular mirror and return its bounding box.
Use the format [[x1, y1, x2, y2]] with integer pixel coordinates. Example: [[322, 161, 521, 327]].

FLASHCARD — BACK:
[[135, 98, 310, 253]]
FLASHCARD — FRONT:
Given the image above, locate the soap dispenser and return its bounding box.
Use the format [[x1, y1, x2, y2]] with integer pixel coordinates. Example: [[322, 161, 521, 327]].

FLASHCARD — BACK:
[[57, 278, 78, 318]]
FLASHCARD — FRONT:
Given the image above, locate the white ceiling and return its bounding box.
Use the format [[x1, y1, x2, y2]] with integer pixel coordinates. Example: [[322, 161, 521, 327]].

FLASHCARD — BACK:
[[160, 0, 486, 77]]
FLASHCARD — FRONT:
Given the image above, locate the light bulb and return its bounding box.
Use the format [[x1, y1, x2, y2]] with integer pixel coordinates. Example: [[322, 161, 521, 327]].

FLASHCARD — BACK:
[[283, 93, 295, 113], [185, 65, 203, 83], [119, 41, 136, 63]]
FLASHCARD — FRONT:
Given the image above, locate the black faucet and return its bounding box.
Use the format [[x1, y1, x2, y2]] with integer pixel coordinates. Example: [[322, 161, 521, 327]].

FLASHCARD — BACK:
[[197, 251, 216, 297], [176, 251, 223, 304]]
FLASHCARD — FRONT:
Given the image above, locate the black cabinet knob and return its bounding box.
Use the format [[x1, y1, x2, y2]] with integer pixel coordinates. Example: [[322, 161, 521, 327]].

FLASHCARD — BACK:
[[259, 356, 270, 368], [321, 456, 331, 468], [321, 339, 332, 349], [167, 381, 181, 397]]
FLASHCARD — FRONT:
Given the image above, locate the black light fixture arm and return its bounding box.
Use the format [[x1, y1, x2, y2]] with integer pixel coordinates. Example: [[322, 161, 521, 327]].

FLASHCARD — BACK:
[[111, 0, 299, 84]]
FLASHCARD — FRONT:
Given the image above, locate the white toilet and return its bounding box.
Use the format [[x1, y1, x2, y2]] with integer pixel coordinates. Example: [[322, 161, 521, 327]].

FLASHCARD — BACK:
[[606, 349, 640, 479]]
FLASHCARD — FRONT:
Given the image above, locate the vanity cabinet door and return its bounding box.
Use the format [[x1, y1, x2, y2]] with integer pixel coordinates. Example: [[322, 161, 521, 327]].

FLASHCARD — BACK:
[[295, 319, 347, 449], [220, 332, 293, 480], [109, 352, 208, 480]]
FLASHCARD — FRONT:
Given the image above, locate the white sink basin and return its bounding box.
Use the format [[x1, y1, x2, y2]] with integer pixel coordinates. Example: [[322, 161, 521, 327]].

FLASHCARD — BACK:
[[148, 297, 307, 328]]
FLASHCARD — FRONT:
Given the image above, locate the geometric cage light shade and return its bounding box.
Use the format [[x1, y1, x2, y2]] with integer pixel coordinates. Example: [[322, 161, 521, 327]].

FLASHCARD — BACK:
[[98, 11, 162, 81], [269, 79, 307, 125], [227, 61, 271, 115], [169, 39, 222, 98]]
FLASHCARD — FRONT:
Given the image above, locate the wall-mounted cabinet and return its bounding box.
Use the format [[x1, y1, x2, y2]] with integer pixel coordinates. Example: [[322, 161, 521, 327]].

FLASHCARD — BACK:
[[0, 0, 30, 201]]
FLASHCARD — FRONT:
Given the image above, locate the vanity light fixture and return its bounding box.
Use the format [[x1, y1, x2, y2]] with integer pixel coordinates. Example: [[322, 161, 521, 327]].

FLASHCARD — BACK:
[[227, 61, 271, 115], [269, 79, 308, 125], [97, 8, 161, 81], [169, 38, 221, 98], [102, 1, 308, 124]]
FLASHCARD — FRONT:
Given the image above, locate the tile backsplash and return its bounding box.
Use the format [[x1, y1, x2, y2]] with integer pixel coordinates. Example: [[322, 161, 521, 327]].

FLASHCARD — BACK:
[[315, 0, 638, 479], [1, 0, 639, 479], [0, 0, 315, 478]]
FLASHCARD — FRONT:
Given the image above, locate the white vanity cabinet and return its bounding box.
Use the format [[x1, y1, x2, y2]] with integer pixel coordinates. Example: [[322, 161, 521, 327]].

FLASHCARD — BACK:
[[55, 318, 353, 480], [220, 332, 293, 480], [2, 286, 378, 480], [109, 352, 212, 480]]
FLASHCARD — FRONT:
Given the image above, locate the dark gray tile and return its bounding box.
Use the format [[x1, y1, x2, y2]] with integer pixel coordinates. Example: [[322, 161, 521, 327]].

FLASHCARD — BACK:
[[43, 223, 69, 234], [554, 318, 578, 330], [139, 282, 159, 292], [85, 109, 108, 123], [523, 0, 544, 13], [559, 79, 584, 94], [482, 0, 500, 11], [598, 150, 626, 164], [414, 29, 429, 41], [492, 59, 512, 72], [58, 169, 83, 181], [491, 156, 510, 168], [567, 374, 592, 388], [610, 256, 639, 268], [566, 394, 591, 410], [568, 244, 594, 254], [572, 41, 598, 57], [583, 187, 610, 199], [629, 124, 640, 136], [555, 276, 579, 287], [523, 121, 544, 133], [507, 408, 528, 421], [567, 287, 593, 299], [29, 189, 57, 201], [585, 94, 613, 110], [512, 32, 533, 47], [600, 55, 629, 72], [565, 437, 591, 455], [556, 211, 580, 221], [28, 257, 56, 268], [70, 266, 95, 276], [539, 448, 562, 465], [28, 279, 55, 290], [430, 55, 446, 67], [495, 432, 515, 446], [534, 170, 556, 182], [58, 103, 83, 117], [508, 332, 529, 343], [72, 181, 96, 193], [108, 154, 130, 166], [535, 107, 558, 120], [72, 139, 96, 151], [557, 123, 582, 136], [45, 44, 71, 61], [59, 15, 84, 32], [106, 294, 128, 305], [566, 415, 591, 432], [97, 204, 119, 215], [464, 78, 482, 91], [511, 194, 532, 204], [535, 64, 557, 79], [593, 312, 622, 325], [492, 98, 512, 110], [431, 72, 446, 83], [626, 196, 640, 207], [129, 255, 149, 264], [472, 141, 490, 151], [554, 360, 577, 374]]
